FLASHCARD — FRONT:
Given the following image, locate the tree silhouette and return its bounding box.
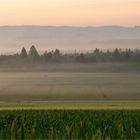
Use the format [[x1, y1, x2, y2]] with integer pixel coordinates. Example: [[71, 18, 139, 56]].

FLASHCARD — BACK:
[[0, 47, 140, 64], [20, 48, 28, 59], [29, 45, 40, 62], [43, 51, 53, 62], [113, 48, 120, 61], [53, 49, 61, 62]]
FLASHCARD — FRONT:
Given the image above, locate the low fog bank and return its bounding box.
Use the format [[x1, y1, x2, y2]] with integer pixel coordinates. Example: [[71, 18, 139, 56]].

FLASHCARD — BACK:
[[0, 26, 140, 54], [0, 62, 140, 73]]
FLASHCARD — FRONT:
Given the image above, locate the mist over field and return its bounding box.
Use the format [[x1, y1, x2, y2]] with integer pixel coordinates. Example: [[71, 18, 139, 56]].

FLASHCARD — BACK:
[[0, 0, 140, 139], [0, 26, 140, 54]]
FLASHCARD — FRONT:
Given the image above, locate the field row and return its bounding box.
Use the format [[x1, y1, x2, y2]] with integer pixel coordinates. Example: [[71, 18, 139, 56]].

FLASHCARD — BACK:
[[0, 101, 140, 110]]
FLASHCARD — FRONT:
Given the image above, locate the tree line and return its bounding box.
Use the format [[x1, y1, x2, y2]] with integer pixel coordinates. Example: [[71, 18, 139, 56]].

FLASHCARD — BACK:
[[0, 45, 140, 64]]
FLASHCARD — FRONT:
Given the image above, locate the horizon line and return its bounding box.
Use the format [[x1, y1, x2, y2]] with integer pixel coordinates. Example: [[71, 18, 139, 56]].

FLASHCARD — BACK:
[[0, 25, 140, 28]]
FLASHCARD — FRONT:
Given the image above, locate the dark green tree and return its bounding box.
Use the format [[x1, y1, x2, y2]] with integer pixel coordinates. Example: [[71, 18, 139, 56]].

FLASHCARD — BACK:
[[53, 49, 62, 62], [113, 48, 120, 61], [94, 48, 100, 54], [43, 51, 53, 62], [29, 45, 40, 62], [20, 48, 28, 59], [124, 49, 132, 61], [93, 48, 101, 62], [76, 53, 85, 62]]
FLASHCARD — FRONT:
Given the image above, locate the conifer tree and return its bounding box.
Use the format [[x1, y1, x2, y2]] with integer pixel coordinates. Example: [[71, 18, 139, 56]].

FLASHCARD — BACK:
[[20, 47, 28, 59], [29, 45, 39, 62]]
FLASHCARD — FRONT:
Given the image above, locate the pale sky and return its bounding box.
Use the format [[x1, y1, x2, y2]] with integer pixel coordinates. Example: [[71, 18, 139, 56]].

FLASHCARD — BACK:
[[0, 0, 140, 26]]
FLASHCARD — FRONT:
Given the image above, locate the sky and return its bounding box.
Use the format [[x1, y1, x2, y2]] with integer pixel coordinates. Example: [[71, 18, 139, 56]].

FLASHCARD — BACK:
[[0, 0, 140, 26]]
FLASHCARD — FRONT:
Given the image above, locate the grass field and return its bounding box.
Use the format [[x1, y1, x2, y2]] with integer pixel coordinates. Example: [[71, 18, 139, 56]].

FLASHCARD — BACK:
[[0, 101, 140, 110], [0, 72, 140, 101]]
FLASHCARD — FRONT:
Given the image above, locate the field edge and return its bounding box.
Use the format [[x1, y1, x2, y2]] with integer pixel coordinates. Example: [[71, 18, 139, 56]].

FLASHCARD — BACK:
[[0, 101, 140, 110]]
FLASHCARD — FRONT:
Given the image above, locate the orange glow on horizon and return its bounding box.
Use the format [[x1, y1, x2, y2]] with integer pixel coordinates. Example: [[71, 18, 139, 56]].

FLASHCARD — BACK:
[[0, 0, 139, 26]]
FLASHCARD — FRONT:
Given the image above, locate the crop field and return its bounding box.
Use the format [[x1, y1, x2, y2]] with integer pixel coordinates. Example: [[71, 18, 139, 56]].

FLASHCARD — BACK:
[[0, 110, 140, 139], [0, 72, 140, 139], [0, 72, 140, 101], [0, 101, 140, 110]]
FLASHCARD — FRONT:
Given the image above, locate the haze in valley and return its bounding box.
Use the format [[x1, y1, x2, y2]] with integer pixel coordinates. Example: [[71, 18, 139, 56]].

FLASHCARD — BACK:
[[0, 26, 140, 54], [0, 0, 140, 53]]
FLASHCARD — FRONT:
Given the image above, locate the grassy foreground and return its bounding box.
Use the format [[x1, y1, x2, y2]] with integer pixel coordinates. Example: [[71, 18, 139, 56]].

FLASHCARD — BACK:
[[0, 101, 140, 110], [0, 110, 140, 139]]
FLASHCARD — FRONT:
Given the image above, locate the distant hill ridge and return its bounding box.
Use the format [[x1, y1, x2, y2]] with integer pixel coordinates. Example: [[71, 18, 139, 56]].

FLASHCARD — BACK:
[[0, 26, 140, 54]]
